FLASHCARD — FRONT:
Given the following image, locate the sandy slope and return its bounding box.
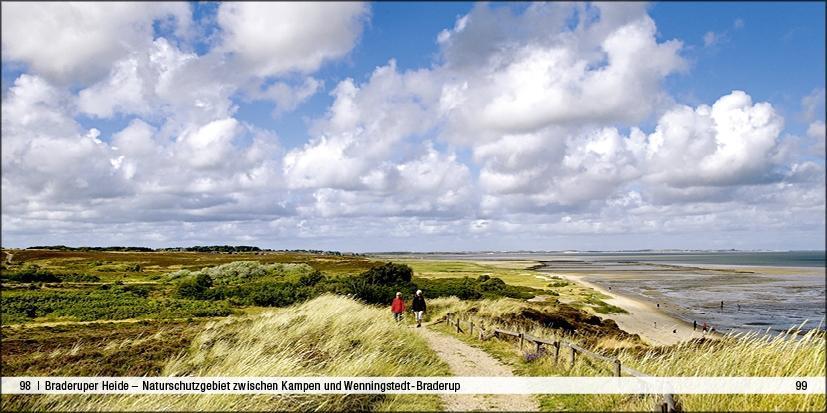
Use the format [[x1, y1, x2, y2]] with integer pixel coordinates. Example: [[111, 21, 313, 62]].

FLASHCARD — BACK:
[[556, 274, 720, 346], [416, 327, 539, 412]]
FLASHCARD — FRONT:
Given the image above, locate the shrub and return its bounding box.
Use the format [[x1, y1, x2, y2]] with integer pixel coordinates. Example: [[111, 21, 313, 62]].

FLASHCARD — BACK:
[[359, 262, 413, 285], [0, 264, 61, 283], [175, 274, 213, 300], [125, 263, 143, 272]]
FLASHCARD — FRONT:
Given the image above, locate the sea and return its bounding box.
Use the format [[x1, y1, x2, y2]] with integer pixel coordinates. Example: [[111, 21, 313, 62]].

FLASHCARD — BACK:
[[387, 251, 826, 334]]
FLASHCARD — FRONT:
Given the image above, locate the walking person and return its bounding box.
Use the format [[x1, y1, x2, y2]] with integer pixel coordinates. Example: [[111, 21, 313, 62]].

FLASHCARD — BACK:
[[412, 289, 426, 328], [720, 300, 724, 311], [693, 320, 697, 331], [391, 292, 405, 322]]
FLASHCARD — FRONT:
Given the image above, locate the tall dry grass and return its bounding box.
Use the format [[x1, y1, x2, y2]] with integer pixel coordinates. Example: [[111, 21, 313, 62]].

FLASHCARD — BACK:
[[3, 295, 449, 411], [433, 298, 826, 411], [618, 326, 826, 411]]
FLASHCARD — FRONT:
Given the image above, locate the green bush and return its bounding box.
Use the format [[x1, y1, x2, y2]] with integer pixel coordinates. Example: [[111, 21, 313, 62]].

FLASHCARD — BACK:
[[0, 265, 60, 283], [175, 274, 213, 299]]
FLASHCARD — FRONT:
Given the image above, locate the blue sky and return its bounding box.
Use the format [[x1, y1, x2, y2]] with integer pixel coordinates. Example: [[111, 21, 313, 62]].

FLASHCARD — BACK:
[[1, 2, 824, 251]]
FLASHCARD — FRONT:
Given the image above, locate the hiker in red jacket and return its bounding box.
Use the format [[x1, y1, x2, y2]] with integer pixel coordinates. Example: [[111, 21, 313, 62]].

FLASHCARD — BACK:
[[391, 292, 405, 322]]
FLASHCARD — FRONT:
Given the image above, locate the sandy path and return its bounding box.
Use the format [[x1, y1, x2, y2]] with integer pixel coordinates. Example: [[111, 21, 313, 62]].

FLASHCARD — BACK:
[[555, 274, 719, 346], [417, 326, 538, 412]]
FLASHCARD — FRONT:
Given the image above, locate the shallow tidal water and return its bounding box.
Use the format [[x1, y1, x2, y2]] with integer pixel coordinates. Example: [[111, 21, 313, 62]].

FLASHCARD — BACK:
[[394, 251, 826, 334]]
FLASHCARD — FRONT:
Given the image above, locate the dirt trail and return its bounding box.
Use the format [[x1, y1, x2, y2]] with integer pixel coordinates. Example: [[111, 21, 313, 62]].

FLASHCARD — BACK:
[[417, 326, 538, 412]]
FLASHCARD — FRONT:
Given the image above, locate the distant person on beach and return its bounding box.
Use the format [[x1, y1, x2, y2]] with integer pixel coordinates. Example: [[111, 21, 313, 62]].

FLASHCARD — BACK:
[[412, 289, 426, 328], [721, 300, 724, 310], [391, 292, 405, 322], [702, 322, 708, 333], [693, 320, 697, 331], [737, 304, 741, 311]]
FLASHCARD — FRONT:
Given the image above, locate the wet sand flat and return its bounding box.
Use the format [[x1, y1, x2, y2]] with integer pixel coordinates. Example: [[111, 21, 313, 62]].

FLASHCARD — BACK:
[[541, 260, 825, 338]]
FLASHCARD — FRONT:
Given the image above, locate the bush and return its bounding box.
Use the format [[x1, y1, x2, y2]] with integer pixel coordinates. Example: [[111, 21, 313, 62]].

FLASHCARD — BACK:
[[125, 263, 143, 272], [0, 264, 61, 283], [176, 274, 213, 300], [359, 262, 413, 285], [167, 261, 315, 285]]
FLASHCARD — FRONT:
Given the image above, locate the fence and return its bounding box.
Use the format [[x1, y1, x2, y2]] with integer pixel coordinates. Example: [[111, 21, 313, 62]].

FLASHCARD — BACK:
[[440, 312, 680, 413]]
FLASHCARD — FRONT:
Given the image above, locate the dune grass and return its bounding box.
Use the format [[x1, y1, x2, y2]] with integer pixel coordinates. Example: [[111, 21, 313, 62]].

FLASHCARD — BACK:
[[431, 298, 826, 412], [2, 295, 449, 412]]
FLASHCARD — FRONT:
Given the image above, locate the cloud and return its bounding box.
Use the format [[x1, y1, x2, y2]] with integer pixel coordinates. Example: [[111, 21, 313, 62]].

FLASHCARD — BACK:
[[216, 2, 369, 77], [247, 77, 323, 116], [282, 60, 473, 218], [1, 2, 191, 84], [808, 121, 826, 140], [801, 88, 825, 122], [1, 3, 823, 250], [1, 75, 130, 213], [437, 3, 685, 142], [284, 60, 442, 190], [644, 91, 785, 189], [703, 31, 718, 47]]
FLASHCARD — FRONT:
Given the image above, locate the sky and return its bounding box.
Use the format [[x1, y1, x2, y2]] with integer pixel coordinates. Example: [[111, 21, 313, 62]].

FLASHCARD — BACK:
[[1, 2, 825, 252]]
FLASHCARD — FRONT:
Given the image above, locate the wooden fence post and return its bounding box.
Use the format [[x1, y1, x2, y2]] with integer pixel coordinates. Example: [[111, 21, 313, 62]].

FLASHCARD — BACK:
[[661, 394, 679, 412], [553, 341, 560, 364], [469, 321, 474, 336], [535, 340, 542, 353], [519, 332, 524, 350], [613, 359, 622, 377], [569, 346, 576, 369]]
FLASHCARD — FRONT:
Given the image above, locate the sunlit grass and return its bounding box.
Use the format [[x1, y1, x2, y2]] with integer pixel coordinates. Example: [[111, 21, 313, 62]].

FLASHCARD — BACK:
[[2, 295, 449, 411]]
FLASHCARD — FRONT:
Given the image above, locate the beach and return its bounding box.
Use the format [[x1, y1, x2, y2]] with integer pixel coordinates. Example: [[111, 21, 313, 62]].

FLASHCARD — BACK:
[[550, 272, 718, 346]]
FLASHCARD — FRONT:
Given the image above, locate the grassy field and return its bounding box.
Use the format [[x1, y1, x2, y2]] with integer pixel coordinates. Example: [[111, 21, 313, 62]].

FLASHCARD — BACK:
[[1, 295, 449, 412], [3, 249, 376, 282], [430, 298, 826, 412], [396, 259, 626, 314], [4, 249, 822, 412]]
